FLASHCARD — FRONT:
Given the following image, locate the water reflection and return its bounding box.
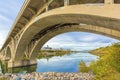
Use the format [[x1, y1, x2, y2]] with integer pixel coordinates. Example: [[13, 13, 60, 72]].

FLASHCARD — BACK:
[[0, 60, 37, 73], [36, 53, 98, 72], [0, 52, 98, 73], [8, 65, 37, 73]]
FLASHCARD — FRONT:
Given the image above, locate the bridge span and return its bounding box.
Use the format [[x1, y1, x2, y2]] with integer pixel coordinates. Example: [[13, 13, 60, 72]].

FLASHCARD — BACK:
[[0, 0, 120, 68]]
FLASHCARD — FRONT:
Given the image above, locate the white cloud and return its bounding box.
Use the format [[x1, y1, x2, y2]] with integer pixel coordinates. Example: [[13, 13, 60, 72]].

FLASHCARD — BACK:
[[0, 0, 24, 49], [0, 30, 8, 49], [43, 32, 119, 50], [77, 34, 98, 42], [0, 15, 11, 23], [43, 33, 75, 48]]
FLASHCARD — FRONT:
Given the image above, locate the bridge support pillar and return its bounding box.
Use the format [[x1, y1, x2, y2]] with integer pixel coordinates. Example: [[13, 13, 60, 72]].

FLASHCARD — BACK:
[[105, 0, 114, 4], [64, 0, 69, 6], [46, 6, 49, 11], [8, 59, 37, 68]]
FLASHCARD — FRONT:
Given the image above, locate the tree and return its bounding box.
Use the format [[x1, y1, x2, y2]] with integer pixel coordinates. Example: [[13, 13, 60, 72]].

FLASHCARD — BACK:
[[87, 43, 120, 80]]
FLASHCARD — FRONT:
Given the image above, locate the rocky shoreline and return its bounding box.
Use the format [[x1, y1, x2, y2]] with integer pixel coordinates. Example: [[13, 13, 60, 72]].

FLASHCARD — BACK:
[[0, 72, 94, 80]]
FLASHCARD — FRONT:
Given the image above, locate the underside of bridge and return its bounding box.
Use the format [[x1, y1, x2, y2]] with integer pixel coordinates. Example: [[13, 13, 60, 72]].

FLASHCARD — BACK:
[[0, 0, 120, 68], [7, 23, 120, 68]]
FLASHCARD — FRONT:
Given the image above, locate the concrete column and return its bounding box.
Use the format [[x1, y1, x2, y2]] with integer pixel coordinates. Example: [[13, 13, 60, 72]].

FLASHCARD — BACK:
[[105, 0, 114, 4], [46, 6, 49, 11], [64, 0, 69, 6]]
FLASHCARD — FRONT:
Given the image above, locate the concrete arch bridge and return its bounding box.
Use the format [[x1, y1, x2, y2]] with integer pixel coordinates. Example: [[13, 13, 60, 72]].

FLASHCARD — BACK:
[[0, 0, 120, 68]]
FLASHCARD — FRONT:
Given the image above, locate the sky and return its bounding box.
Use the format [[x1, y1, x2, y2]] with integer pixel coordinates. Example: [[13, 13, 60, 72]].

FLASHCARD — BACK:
[[43, 32, 119, 51], [0, 0, 24, 48], [0, 0, 119, 50]]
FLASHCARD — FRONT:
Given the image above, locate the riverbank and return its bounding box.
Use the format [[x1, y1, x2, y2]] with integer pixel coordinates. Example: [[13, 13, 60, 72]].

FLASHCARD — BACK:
[[89, 47, 108, 57], [38, 49, 77, 59], [80, 42, 120, 80], [89, 42, 120, 57], [0, 72, 94, 80]]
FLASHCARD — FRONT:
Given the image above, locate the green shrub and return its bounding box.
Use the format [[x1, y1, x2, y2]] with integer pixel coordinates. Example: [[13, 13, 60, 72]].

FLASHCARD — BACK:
[[80, 42, 120, 80]]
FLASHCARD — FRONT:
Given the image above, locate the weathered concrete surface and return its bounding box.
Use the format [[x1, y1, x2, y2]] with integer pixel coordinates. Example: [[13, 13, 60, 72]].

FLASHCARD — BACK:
[[29, 25, 120, 59], [15, 4, 120, 60]]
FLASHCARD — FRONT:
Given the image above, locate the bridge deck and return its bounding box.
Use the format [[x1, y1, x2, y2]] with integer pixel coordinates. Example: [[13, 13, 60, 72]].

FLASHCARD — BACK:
[[1, 0, 120, 50]]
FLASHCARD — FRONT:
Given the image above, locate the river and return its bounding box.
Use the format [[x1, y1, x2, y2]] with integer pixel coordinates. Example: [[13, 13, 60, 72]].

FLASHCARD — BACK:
[[36, 52, 98, 72], [0, 52, 98, 73]]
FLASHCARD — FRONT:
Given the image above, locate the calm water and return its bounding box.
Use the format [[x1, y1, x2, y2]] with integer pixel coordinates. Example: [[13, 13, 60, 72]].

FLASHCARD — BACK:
[[0, 52, 98, 73], [36, 52, 98, 72]]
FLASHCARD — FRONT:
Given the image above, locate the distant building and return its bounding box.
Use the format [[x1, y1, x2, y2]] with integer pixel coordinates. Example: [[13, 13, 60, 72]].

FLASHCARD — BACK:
[[42, 45, 52, 50]]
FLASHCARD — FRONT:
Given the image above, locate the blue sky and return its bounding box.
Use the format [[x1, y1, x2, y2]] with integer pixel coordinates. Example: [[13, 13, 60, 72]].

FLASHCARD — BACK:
[[0, 0, 119, 50], [43, 32, 119, 50], [0, 0, 24, 48]]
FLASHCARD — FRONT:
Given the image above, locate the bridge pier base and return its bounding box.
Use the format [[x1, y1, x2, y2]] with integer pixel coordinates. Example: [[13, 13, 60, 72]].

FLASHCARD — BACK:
[[105, 0, 114, 4], [8, 59, 37, 68]]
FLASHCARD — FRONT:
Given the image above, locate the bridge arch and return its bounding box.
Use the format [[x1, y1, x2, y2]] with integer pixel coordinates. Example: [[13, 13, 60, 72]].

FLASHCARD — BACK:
[[28, 24, 120, 59], [14, 5, 120, 60]]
